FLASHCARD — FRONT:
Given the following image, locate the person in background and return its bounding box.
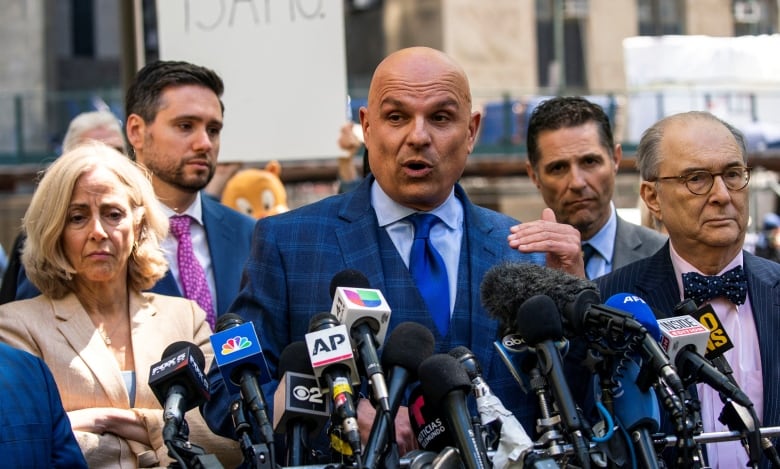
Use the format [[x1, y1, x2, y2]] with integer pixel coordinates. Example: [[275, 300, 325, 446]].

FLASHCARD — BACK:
[[124, 60, 255, 328], [522, 96, 667, 279], [0, 110, 128, 304], [0, 341, 87, 468], [202, 46, 585, 460], [596, 111, 780, 468], [337, 120, 365, 193], [0, 143, 240, 468], [61, 110, 126, 155]]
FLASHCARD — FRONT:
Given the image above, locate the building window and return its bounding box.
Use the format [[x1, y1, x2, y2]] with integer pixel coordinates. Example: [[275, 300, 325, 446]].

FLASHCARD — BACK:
[[72, 0, 95, 57], [536, 0, 587, 92], [637, 0, 683, 36], [733, 0, 778, 35]]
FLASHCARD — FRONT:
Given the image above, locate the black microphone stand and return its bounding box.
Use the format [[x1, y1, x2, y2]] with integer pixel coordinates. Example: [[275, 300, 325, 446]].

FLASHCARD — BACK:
[[166, 419, 225, 469], [229, 398, 274, 469]]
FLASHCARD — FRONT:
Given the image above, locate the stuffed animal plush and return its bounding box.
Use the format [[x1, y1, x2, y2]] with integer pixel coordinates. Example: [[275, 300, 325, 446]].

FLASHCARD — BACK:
[[221, 161, 289, 219]]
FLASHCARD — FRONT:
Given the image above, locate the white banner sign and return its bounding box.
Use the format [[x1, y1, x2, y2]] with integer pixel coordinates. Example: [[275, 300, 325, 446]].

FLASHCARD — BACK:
[[156, 0, 348, 162]]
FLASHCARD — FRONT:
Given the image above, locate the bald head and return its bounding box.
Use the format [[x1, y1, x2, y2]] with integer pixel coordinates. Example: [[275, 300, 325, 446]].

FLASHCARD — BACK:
[[368, 47, 472, 111]]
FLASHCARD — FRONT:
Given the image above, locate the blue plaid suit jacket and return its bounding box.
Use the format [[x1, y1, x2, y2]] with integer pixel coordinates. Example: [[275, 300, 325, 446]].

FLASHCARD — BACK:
[[596, 243, 780, 464], [203, 175, 548, 439], [0, 342, 86, 468]]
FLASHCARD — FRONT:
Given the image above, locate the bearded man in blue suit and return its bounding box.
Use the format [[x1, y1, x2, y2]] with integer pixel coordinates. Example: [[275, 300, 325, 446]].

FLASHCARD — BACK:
[[596, 111, 780, 468], [125, 60, 255, 324], [203, 47, 586, 458]]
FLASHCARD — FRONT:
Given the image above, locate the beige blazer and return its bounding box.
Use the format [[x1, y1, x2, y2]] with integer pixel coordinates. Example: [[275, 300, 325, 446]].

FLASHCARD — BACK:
[[0, 292, 241, 468]]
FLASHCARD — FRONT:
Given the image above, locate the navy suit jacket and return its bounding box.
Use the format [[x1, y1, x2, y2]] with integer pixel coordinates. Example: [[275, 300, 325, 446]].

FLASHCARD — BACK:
[[0, 342, 86, 468], [13, 194, 254, 317], [203, 175, 551, 440], [596, 243, 780, 442]]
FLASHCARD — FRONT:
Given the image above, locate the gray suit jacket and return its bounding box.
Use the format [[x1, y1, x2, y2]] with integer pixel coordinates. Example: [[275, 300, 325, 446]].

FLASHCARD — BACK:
[[612, 215, 667, 270]]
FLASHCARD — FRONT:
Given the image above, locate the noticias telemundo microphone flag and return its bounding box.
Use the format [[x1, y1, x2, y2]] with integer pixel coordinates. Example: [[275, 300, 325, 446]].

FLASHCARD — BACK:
[[330, 287, 391, 345], [209, 321, 272, 396]]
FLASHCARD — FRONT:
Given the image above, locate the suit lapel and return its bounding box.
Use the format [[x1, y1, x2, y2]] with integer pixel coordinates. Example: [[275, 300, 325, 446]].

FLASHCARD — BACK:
[[129, 292, 162, 409], [460, 189, 500, 368], [334, 178, 392, 292], [54, 294, 130, 408], [633, 244, 680, 317]]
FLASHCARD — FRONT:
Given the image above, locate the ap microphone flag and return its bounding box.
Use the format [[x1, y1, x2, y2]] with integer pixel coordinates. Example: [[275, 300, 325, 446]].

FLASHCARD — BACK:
[[209, 321, 272, 396]]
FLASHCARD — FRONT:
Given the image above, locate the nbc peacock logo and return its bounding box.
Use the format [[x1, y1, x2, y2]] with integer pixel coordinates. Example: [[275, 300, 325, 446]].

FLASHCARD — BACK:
[[221, 336, 252, 356], [344, 288, 382, 307]]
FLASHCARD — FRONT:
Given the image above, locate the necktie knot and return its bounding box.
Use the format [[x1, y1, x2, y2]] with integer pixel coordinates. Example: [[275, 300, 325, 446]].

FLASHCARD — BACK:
[[169, 215, 192, 238], [682, 265, 748, 306], [409, 213, 439, 240], [581, 243, 597, 279]]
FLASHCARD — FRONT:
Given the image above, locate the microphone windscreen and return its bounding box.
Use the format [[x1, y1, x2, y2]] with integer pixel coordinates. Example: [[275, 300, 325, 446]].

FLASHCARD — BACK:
[[381, 322, 435, 373], [278, 341, 314, 377], [418, 354, 472, 404], [329, 269, 371, 298], [161, 341, 206, 369], [515, 295, 564, 345], [308, 312, 340, 332], [605, 293, 661, 341], [215, 312, 244, 332], [481, 262, 598, 334]]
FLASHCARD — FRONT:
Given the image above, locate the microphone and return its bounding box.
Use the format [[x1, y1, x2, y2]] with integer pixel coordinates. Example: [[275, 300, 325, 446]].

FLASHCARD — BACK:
[[449, 346, 535, 469], [328, 270, 392, 412], [419, 353, 491, 469], [305, 312, 362, 458], [513, 295, 590, 469], [588, 293, 685, 397], [273, 341, 331, 466], [656, 314, 752, 408], [209, 313, 274, 447], [493, 334, 542, 396], [148, 341, 210, 442], [481, 262, 600, 338], [610, 356, 662, 469], [408, 384, 455, 453], [363, 322, 435, 469]]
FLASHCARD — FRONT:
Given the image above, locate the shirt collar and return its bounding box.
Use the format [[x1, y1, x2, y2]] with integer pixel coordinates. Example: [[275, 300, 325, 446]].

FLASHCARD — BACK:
[[161, 192, 204, 227], [371, 180, 460, 229], [582, 202, 617, 265]]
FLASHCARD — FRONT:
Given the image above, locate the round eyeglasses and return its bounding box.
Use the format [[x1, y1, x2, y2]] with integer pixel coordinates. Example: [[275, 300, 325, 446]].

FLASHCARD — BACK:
[[653, 166, 751, 195]]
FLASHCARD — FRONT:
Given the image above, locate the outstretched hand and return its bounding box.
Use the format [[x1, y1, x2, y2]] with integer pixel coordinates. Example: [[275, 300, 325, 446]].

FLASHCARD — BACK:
[[508, 208, 585, 277]]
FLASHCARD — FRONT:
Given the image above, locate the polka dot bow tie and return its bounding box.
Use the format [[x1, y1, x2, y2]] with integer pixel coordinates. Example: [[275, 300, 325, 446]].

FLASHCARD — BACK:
[[682, 265, 748, 306]]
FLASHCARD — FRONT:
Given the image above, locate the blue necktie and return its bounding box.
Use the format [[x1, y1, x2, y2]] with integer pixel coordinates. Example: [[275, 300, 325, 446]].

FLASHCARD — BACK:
[[408, 214, 450, 336], [682, 265, 748, 306], [582, 243, 596, 279]]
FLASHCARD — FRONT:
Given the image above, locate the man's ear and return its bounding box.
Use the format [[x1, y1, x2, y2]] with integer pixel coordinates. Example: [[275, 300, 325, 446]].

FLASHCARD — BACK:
[[125, 114, 145, 152], [526, 161, 540, 189], [640, 180, 662, 222]]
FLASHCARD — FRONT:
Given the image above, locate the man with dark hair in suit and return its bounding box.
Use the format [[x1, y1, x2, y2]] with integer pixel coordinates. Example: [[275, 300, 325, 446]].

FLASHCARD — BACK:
[[0, 341, 87, 468], [523, 96, 667, 279], [125, 60, 255, 327], [596, 111, 780, 468], [202, 46, 585, 459]]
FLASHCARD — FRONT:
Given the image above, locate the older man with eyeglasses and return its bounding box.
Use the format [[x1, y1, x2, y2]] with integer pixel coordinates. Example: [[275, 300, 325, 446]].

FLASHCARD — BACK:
[[595, 111, 780, 468]]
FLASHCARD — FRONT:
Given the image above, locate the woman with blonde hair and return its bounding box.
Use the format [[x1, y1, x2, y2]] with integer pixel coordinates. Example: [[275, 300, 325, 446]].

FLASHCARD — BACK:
[[0, 142, 240, 468]]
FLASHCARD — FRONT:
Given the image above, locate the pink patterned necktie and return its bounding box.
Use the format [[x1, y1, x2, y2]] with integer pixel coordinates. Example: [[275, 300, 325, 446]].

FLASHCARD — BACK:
[[169, 215, 215, 329]]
